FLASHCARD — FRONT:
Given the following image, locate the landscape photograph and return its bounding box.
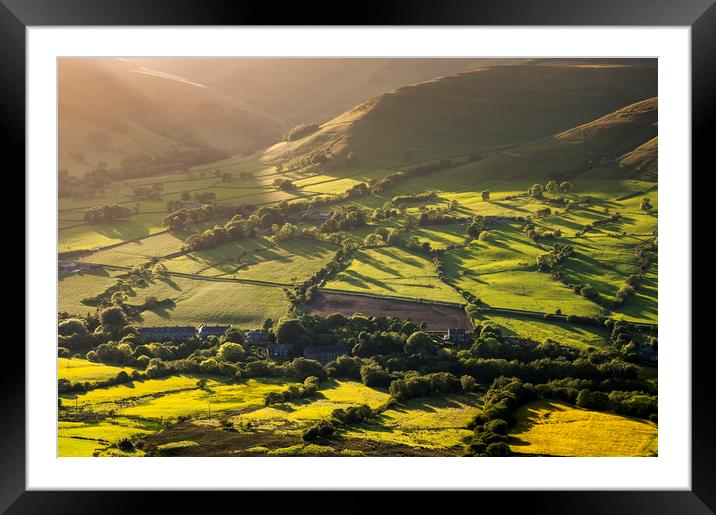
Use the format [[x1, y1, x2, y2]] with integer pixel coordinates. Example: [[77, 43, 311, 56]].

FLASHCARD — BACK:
[[57, 57, 658, 458]]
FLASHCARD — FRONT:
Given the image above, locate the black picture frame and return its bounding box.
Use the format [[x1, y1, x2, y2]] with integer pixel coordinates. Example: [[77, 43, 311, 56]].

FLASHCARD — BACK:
[[1, 1, 709, 512]]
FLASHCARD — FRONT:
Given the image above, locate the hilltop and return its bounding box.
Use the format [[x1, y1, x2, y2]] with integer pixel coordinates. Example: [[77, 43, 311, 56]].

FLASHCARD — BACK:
[[266, 60, 657, 171]]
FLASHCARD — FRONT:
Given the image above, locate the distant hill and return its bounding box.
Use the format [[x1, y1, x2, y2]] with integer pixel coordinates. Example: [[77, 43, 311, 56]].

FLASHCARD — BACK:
[[58, 59, 284, 175], [461, 97, 658, 182], [128, 58, 517, 127], [266, 59, 657, 171], [59, 58, 507, 176]]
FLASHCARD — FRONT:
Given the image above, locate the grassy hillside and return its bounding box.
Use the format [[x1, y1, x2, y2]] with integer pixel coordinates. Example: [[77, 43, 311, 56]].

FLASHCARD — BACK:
[[509, 399, 657, 456], [58, 59, 283, 175], [268, 60, 657, 170]]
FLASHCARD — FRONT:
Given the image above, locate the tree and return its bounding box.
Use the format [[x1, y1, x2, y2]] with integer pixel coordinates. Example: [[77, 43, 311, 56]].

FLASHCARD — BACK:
[[640, 198, 653, 212], [404, 331, 435, 355], [545, 180, 560, 194], [181, 191, 191, 202], [359, 363, 391, 387], [481, 190, 491, 201], [275, 318, 306, 345], [218, 342, 246, 362], [99, 306, 127, 329], [460, 375, 476, 392], [222, 327, 247, 345], [58, 318, 88, 336], [559, 181, 572, 193], [485, 442, 511, 456], [528, 184, 544, 198]]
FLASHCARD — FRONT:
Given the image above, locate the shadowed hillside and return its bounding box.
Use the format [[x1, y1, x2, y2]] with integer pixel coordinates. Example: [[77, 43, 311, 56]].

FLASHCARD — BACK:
[[456, 97, 658, 181], [267, 60, 657, 171]]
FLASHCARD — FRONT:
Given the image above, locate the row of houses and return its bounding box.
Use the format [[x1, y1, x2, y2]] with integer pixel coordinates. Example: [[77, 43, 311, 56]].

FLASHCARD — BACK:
[[266, 343, 351, 364], [139, 324, 270, 344]]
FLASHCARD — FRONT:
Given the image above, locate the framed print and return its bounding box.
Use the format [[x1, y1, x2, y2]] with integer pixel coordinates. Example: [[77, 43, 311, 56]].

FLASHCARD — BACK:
[[2, 0, 711, 512]]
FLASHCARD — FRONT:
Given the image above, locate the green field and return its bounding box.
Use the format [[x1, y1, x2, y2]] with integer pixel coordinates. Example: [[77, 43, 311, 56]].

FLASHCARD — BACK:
[[234, 380, 391, 431], [58, 358, 137, 383], [509, 400, 658, 456], [127, 277, 290, 327], [58, 270, 125, 315], [343, 392, 480, 450], [164, 237, 337, 284], [325, 246, 463, 303]]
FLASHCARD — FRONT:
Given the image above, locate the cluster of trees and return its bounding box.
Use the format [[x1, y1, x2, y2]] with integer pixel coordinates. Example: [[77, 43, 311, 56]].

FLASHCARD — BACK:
[[273, 178, 297, 192], [466, 377, 531, 456], [525, 222, 562, 243], [415, 205, 460, 226], [369, 159, 455, 195], [319, 206, 370, 233], [179, 205, 284, 251], [131, 185, 162, 201], [389, 371, 463, 401], [265, 376, 320, 405], [283, 246, 351, 310], [576, 212, 622, 237], [527, 181, 573, 200], [116, 145, 229, 181], [163, 203, 254, 231], [83, 204, 134, 224], [536, 243, 573, 271], [391, 192, 438, 204]]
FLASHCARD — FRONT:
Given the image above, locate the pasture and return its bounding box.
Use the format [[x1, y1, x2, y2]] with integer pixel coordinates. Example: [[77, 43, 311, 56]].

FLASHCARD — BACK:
[[58, 358, 137, 383], [343, 392, 480, 451], [509, 400, 658, 457], [123, 276, 291, 328], [324, 246, 463, 303]]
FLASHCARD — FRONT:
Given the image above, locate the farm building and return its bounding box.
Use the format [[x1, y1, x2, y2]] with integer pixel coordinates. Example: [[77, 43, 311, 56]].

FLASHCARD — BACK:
[[445, 328, 470, 343], [267, 343, 291, 358], [197, 324, 229, 340], [58, 261, 102, 274], [139, 326, 197, 343], [303, 344, 351, 364], [247, 330, 270, 344]]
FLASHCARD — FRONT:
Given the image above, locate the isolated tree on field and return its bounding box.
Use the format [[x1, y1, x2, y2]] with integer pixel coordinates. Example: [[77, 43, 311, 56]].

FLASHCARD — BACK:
[[640, 198, 653, 212], [467, 223, 481, 239], [481, 190, 491, 201], [528, 184, 544, 198], [559, 181, 572, 193], [546, 180, 560, 194]]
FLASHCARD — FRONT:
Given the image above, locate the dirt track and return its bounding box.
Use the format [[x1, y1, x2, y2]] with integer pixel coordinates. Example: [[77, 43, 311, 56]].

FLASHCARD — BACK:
[[309, 291, 472, 331]]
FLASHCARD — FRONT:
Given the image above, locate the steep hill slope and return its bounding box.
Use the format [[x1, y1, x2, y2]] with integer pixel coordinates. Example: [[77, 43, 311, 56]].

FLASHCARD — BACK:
[[58, 59, 284, 175], [458, 97, 658, 181], [267, 60, 657, 170]]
